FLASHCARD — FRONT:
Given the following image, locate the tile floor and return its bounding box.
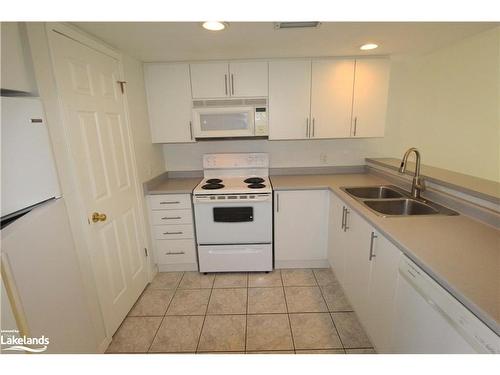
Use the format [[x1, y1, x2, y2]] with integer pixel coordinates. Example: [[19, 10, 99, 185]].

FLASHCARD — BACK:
[[106, 268, 376, 354]]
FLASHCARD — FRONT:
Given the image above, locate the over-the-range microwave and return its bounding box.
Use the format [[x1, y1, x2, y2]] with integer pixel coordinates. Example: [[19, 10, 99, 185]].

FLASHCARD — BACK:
[[192, 98, 268, 139]]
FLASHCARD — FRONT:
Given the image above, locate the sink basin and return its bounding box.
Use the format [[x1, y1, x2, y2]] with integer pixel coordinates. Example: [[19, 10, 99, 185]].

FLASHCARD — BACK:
[[364, 199, 439, 216], [344, 186, 404, 199]]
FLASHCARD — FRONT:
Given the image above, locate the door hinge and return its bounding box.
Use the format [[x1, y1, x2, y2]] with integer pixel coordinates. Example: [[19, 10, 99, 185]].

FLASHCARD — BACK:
[[144, 248, 148, 257], [117, 80, 127, 94]]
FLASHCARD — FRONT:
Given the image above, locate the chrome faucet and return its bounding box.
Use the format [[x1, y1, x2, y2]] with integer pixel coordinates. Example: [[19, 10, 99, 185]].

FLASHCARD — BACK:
[[399, 148, 425, 199]]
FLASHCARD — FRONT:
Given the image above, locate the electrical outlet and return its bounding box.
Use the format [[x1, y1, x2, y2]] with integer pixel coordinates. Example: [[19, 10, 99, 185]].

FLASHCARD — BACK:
[[320, 153, 328, 164]]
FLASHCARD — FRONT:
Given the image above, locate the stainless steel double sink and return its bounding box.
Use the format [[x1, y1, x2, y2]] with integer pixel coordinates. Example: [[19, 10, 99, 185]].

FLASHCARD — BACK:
[[340, 185, 458, 217]]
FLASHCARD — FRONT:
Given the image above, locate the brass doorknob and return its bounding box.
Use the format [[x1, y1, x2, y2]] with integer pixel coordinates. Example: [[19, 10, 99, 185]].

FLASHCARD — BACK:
[[91, 212, 107, 223]]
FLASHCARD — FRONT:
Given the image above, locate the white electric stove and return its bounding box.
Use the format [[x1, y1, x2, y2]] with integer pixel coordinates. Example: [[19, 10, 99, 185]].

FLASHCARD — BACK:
[[193, 153, 273, 272]]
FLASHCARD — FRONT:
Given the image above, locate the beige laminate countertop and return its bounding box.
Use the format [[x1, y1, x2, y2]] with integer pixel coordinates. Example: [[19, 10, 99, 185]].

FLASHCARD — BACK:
[[146, 176, 202, 195], [271, 174, 500, 335]]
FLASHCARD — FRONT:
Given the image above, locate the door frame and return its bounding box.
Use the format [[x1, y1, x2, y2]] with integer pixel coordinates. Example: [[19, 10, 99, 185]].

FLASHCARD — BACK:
[[25, 22, 154, 351]]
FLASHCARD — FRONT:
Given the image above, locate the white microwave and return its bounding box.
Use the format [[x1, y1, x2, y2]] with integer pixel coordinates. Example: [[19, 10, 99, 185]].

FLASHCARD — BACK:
[[192, 99, 268, 139]]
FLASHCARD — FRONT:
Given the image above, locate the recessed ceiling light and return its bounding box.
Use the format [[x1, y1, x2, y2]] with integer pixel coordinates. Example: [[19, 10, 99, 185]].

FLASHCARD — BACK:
[[202, 21, 227, 31], [360, 43, 379, 51]]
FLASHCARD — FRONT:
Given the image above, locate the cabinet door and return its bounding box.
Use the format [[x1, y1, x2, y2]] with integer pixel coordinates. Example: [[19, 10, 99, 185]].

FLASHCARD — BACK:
[[342, 208, 373, 321], [229, 61, 268, 97], [351, 59, 390, 137], [327, 193, 347, 282], [274, 190, 329, 266], [310, 60, 355, 139], [365, 233, 401, 353], [190, 62, 229, 98], [144, 63, 194, 143], [268, 60, 311, 140]]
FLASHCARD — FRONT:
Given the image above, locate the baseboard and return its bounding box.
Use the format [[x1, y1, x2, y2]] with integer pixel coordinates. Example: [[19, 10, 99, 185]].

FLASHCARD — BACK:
[[275, 259, 329, 269], [157, 263, 198, 272]]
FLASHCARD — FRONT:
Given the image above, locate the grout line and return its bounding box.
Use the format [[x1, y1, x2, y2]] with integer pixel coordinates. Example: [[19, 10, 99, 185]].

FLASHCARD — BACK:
[[195, 273, 214, 353], [280, 270, 296, 354], [244, 278, 249, 352]]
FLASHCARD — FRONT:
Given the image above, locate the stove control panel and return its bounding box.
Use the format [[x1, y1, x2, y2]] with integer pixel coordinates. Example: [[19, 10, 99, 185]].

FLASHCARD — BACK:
[[194, 193, 272, 203]]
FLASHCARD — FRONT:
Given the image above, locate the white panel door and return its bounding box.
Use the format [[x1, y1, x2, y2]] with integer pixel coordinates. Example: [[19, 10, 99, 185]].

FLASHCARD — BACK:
[[327, 193, 347, 282], [351, 59, 390, 137], [190, 62, 229, 99], [365, 233, 401, 353], [48, 31, 148, 336], [268, 60, 311, 140], [310, 59, 355, 138], [274, 190, 329, 265], [144, 63, 194, 143], [229, 61, 268, 97]]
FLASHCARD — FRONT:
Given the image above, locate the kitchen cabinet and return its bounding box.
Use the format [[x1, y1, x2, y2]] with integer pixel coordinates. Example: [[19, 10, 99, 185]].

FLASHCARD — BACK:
[[274, 190, 329, 268], [144, 63, 194, 143], [310, 59, 355, 138], [268, 60, 312, 140], [351, 59, 391, 137], [148, 194, 197, 271], [190, 61, 268, 99], [327, 193, 347, 282]]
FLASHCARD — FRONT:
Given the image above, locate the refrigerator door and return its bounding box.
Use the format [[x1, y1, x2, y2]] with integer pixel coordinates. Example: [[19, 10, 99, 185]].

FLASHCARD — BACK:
[[1, 97, 60, 218]]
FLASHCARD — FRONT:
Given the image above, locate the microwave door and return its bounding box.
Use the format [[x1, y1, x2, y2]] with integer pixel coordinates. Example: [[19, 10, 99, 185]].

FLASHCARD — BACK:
[[193, 107, 255, 138]]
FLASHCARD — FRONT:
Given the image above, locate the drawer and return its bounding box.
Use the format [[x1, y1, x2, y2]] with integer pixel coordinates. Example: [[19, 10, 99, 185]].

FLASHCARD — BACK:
[[149, 194, 191, 210], [155, 239, 197, 265], [153, 224, 194, 240], [151, 209, 192, 225]]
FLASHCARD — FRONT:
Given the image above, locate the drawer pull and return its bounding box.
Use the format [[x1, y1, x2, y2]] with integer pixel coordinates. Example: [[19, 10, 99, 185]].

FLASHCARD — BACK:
[[163, 231, 183, 235], [166, 251, 185, 255], [161, 216, 182, 220], [160, 201, 180, 205]]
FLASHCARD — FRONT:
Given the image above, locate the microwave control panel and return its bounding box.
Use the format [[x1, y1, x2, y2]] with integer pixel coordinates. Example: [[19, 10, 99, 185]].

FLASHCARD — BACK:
[[254, 107, 268, 136]]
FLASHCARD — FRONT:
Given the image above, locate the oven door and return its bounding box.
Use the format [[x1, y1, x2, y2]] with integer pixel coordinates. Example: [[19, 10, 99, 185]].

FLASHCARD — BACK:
[[192, 106, 255, 138], [194, 198, 272, 244]]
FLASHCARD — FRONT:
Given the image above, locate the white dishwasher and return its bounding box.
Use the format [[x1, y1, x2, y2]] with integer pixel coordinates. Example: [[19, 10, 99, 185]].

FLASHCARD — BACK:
[[391, 255, 499, 354]]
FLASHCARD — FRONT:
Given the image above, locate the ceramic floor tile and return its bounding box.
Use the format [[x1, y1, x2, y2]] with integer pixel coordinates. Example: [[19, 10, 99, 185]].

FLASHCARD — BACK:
[[197, 315, 246, 352], [213, 273, 248, 288], [166, 289, 211, 315], [285, 286, 328, 313], [248, 270, 282, 287], [346, 348, 377, 354], [246, 350, 295, 354], [281, 269, 317, 286], [313, 268, 339, 286], [207, 288, 247, 315], [296, 349, 345, 354], [128, 289, 174, 317], [320, 284, 352, 312], [246, 314, 294, 351], [248, 287, 287, 314], [149, 272, 183, 289], [331, 312, 372, 349], [289, 313, 342, 350], [149, 315, 204, 353], [178, 272, 215, 289], [106, 317, 162, 353]]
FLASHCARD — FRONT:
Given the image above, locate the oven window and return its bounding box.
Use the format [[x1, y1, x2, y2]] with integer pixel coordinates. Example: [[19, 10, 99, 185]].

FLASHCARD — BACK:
[[213, 207, 253, 222]]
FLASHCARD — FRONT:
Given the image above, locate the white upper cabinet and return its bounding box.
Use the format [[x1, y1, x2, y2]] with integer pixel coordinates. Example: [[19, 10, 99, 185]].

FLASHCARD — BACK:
[[229, 61, 268, 97], [144, 63, 195, 143], [268, 60, 311, 140], [351, 59, 391, 137], [190, 61, 268, 99], [310, 60, 355, 138], [190, 62, 229, 99]]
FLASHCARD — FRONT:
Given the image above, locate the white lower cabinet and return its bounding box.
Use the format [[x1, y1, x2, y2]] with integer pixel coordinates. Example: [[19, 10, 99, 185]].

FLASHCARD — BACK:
[[148, 194, 198, 271], [274, 190, 329, 268]]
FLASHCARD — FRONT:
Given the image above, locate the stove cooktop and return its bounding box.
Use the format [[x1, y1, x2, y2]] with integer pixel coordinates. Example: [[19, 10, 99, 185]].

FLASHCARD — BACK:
[[194, 176, 272, 195]]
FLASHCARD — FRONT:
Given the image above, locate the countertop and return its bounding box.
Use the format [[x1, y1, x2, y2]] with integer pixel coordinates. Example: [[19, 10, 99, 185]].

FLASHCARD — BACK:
[[145, 175, 202, 195], [271, 174, 500, 335]]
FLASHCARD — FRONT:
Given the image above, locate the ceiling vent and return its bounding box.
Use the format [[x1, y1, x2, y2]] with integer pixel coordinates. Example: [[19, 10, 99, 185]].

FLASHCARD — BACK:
[[274, 22, 321, 30]]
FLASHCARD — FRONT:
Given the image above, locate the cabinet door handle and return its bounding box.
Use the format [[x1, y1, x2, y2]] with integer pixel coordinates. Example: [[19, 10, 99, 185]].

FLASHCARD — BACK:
[[231, 74, 235, 95], [341, 206, 346, 230], [189, 121, 194, 140], [160, 201, 180, 205], [306, 118, 309, 138], [161, 216, 182, 220], [312, 118, 315, 137], [164, 231, 183, 235], [166, 251, 185, 255], [369, 231, 378, 260], [353, 117, 357, 137], [343, 208, 350, 232], [276, 193, 280, 212], [224, 74, 228, 95]]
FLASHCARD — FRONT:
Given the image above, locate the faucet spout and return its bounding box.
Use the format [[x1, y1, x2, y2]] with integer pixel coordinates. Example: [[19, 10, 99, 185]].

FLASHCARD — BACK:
[[399, 148, 425, 199]]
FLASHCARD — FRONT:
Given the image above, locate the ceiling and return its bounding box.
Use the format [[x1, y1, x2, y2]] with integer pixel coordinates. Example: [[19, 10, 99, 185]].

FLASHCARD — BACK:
[[73, 22, 498, 62]]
